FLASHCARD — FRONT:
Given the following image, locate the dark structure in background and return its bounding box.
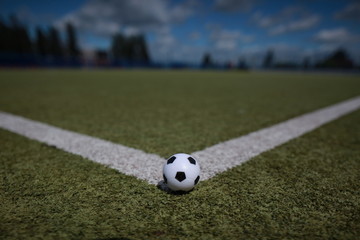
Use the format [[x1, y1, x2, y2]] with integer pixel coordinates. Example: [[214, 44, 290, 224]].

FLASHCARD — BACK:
[[201, 53, 213, 69], [237, 58, 248, 70], [302, 57, 310, 70], [66, 23, 80, 59], [264, 48, 355, 71], [35, 27, 47, 57], [262, 49, 274, 69], [200, 53, 248, 70], [95, 50, 109, 67], [0, 15, 33, 66], [48, 27, 63, 58], [315, 49, 354, 69], [111, 33, 150, 67]]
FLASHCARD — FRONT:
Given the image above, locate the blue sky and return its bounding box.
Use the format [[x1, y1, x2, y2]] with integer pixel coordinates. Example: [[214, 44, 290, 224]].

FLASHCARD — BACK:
[[1, 0, 360, 66]]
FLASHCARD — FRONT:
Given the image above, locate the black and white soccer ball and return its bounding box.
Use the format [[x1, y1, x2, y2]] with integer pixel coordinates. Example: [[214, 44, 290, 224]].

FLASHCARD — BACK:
[[163, 153, 200, 192]]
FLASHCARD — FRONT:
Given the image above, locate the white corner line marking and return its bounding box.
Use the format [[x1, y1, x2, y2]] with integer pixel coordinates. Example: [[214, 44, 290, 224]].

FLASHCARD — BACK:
[[193, 96, 360, 180], [0, 96, 359, 184], [0, 112, 164, 184]]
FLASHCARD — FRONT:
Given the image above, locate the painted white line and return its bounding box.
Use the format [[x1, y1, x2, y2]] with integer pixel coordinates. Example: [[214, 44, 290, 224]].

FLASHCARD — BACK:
[[0, 112, 164, 184], [0, 96, 359, 184], [193, 96, 360, 180]]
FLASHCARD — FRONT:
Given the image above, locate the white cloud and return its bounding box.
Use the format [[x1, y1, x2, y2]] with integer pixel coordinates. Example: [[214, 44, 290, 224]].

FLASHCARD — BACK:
[[215, 40, 237, 51], [149, 34, 204, 64], [156, 28, 176, 46], [123, 27, 141, 37], [252, 6, 302, 28], [55, 0, 195, 36], [253, 6, 319, 35], [197, 28, 254, 64], [313, 28, 360, 44], [54, 0, 198, 61], [269, 15, 320, 35], [210, 28, 253, 51], [149, 27, 204, 63], [149, 26, 253, 64], [170, 0, 197, 23]]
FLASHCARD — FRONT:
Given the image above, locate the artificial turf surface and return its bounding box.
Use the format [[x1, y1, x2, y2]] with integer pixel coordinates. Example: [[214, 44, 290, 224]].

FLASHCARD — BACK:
[[0, 70, 359, 157], [1, 102, 359, 239], [0, 69, 359, 239]]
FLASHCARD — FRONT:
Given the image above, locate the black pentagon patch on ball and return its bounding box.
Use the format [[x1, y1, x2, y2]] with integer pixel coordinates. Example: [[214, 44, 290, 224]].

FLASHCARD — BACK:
[[167, 156, 176, 164], [175, 172, 186, 182], [194, 176, 200, 185], [163, 174, 167, 184], [188, 157, 196, 165]]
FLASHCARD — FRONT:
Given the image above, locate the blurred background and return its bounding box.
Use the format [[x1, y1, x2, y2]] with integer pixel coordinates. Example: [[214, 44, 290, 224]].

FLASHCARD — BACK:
[[0, 0, 359, 70]]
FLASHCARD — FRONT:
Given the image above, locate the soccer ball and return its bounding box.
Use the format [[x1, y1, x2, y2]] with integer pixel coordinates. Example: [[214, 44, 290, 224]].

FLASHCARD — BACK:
[[163, 153, 200, 192]]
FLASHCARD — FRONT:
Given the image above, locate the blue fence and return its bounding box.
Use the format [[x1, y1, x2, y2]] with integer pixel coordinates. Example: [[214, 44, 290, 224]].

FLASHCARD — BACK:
[[0, 53, 83, 68]]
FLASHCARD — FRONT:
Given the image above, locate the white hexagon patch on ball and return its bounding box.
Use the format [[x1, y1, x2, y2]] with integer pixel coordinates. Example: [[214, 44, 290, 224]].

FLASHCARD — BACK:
[[163, 153, 200, 192]]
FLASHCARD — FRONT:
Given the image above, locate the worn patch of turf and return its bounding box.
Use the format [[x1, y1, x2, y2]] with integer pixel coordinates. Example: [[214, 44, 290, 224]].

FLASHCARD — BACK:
[[1, 109, 359, 239], [0, 70, 359, 157]]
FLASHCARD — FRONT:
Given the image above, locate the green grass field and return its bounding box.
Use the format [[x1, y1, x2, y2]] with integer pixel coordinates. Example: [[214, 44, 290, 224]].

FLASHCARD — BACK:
[[0, 70, 359, 156], [0, 70, 359, 239]]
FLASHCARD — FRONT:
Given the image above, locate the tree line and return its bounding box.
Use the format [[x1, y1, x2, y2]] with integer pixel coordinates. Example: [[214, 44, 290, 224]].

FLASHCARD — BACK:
[[0, 15, 357, 69], [0, 15, 151, 67], [201, 48, 357, 70], [0, 15, 80, 63], [111, 33, 150, 65], [262, 48, 355, 70]]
